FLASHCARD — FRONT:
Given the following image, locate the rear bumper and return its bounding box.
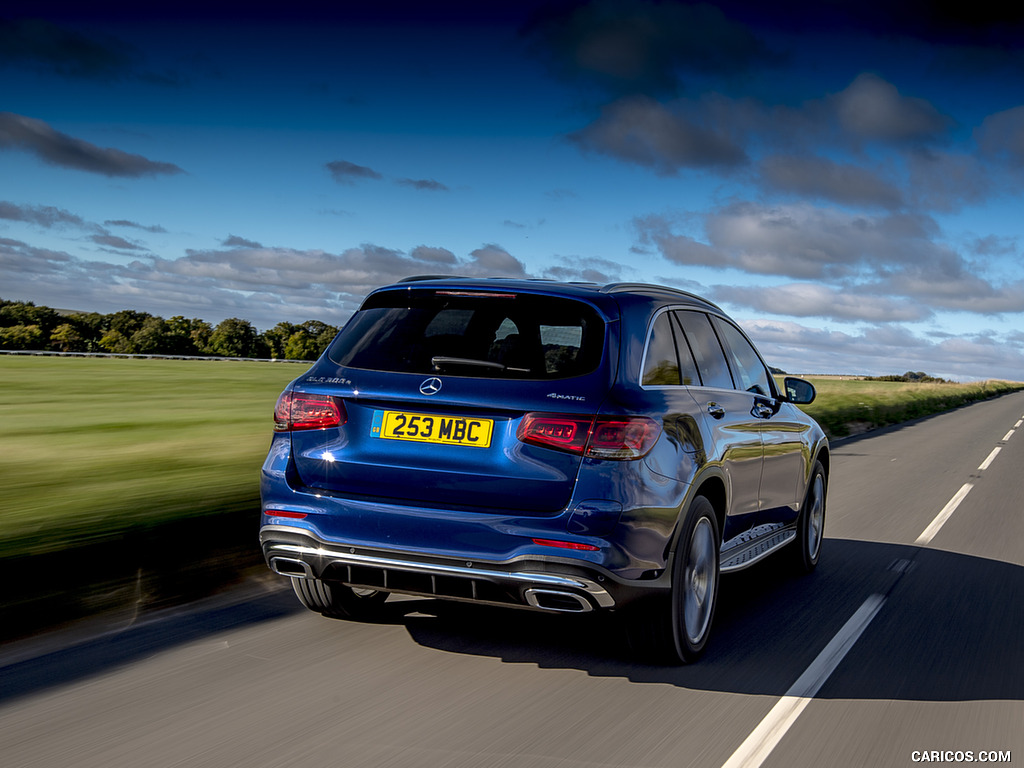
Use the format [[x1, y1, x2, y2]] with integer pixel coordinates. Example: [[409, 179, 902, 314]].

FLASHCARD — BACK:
[[260, 525, 626, 614]]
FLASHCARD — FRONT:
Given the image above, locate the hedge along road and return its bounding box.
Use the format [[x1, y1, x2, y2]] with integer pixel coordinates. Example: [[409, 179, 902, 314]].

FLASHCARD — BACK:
[[0, 389, 1021, 768]]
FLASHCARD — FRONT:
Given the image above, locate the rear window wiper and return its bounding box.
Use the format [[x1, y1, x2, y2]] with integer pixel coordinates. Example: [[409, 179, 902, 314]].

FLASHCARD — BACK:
[[431, 356, 531, 374]]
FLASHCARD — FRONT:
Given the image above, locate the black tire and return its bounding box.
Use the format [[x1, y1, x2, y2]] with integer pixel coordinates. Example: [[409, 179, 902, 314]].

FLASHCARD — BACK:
[[625, 495, 720, 664], [291, 577, 389, 620], [789, 460, 826, 574]]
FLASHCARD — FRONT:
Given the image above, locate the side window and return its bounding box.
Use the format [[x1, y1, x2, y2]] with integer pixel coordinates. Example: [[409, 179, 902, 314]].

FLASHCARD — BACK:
[[642, 312, 680, 385], [675, 311, 734, 390], [670, 312, 700, 386], [711, 317, 772, 396]]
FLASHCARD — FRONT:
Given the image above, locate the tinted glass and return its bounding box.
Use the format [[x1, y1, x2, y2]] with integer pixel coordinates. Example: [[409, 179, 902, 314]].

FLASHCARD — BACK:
[[670, 312, 700, 386], [327, 290, 604, 379], [675, 311, 734, 390], [712, 317, 772, 396], [642, 312, 680, 386]]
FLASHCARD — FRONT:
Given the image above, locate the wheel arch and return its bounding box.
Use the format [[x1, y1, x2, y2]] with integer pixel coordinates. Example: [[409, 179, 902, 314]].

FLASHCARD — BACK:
[[665, 472, 728, 564]]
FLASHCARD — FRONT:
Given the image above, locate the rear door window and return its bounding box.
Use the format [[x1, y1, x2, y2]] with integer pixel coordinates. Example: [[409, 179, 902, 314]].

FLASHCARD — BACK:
[[675, 311, 734, 390], [642, 310, 700, 386], [327, 290, 605, 380]]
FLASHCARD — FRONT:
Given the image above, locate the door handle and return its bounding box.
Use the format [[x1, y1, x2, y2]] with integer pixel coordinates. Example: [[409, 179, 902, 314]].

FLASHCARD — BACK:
[[707, 402, 725, 419], [751, 402, 775, 419]]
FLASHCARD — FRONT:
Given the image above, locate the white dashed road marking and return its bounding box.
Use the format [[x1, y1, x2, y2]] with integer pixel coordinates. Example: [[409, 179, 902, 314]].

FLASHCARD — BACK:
[[718, 412, 1019, 768]]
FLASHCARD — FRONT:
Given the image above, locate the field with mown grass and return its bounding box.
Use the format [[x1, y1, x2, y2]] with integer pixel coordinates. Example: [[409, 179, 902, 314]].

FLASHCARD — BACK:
[[0, 356, 305, 561], [2, 356, 1022, 562], [789, 376, 1024, 438]]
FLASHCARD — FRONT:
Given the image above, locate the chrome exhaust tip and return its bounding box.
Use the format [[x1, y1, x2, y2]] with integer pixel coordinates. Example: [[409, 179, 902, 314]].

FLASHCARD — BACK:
[[269, 557, 313, 578], [524, 588, 593, 613]]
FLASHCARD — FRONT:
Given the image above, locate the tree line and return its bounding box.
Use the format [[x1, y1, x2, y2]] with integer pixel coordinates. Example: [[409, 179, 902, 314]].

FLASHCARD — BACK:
[[0, 299, 340, 361]]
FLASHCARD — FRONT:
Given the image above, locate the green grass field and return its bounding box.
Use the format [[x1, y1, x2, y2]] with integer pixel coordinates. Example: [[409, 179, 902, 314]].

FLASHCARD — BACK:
[[791, 376, 1024, 438], [1, 356, 1022, 561], [0, 356, 305, 559]]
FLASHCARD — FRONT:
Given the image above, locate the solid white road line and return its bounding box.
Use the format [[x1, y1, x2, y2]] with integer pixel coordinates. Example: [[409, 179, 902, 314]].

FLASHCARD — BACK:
[[720, 594, 887, 768], [979, 447, 1002, 471], [915, 482, 974, 546]]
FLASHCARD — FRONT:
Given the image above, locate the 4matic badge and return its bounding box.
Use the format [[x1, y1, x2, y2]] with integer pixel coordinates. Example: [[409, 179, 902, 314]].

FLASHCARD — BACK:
[[546, 392, 586, 402]]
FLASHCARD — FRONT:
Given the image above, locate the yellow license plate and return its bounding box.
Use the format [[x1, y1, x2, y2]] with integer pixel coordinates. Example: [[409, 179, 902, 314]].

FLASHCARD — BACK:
[[372, 410, 493, 448]]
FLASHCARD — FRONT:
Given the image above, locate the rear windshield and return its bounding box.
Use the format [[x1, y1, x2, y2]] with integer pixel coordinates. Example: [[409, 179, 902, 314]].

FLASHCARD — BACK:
[[327, 290, 606, 380]]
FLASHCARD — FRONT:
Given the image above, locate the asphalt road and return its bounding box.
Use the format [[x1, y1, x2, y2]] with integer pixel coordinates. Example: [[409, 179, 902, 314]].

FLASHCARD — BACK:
[[2, 392, 1022, 768]]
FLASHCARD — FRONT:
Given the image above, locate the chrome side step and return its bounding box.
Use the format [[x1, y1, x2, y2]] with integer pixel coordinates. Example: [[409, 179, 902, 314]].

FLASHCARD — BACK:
[[720, 523, 797, 573]]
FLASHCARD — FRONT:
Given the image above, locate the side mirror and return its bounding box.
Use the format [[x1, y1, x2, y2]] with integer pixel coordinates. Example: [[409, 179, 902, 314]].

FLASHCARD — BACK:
[[784, 377, 816, 405]]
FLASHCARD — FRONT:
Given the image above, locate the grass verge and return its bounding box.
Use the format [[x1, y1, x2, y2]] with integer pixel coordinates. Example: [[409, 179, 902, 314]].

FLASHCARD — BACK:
[[792, 377, 1024, 438]]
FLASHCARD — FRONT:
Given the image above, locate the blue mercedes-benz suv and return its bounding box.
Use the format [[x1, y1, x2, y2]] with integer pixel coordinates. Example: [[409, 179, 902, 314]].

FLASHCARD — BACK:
[[260, 277, 828, 663]]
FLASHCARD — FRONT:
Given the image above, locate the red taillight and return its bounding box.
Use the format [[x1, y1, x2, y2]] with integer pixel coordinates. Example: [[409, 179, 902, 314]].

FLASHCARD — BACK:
[[273, 392, 346, 432], [587, 417, 660, 460], [517, 413, 661, 460], [517, 414, 593, 454]]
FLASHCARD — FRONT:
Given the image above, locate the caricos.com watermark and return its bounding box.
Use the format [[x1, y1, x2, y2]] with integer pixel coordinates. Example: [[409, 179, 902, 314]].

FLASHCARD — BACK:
[[911, 751, 1012, 763]]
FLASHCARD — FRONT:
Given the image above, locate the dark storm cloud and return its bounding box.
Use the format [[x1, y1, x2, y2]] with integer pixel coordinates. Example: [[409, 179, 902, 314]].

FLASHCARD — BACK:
[[466, 244, 528, 276], [904, 149, 992, 213], [541, 255, 626, 284], [970, 235, 1018, 257], [105, 219, 168, 233], [0, 112, 184, 178], [522, 0, 781, 96], [91, 233, 146, 251], [325, 160, 384, 184], [758, 155, 904, 209], [975, 106, 1024, 167], [0, 18, 134, 80], [409, 245, 457, 264], [0, 200, 92, 229], [830, 74, 952, 144], [566, 72, 959, 184], [570, 96, 748, 173], [396, 178, 450, 192], [223, 235, 263, 248]]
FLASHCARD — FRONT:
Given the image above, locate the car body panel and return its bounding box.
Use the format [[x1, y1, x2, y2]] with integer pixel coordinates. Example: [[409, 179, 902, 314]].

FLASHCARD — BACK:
[[260, 277, 828, 617]]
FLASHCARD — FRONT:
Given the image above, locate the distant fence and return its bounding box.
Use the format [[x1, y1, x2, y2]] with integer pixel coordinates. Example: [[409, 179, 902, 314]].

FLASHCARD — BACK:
[[0, 350, 311, 364]]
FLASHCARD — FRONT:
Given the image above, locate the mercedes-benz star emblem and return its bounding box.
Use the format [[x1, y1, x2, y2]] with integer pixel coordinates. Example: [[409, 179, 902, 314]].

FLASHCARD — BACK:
[[419, 377, 443, 395]]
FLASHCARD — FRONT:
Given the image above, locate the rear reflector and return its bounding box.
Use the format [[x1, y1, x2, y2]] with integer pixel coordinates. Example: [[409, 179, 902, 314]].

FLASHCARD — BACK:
[[532, 538, 600, 551], [274, 392, 346, 431], [517, 413, 660, 460], [266, 509, 308, 519]]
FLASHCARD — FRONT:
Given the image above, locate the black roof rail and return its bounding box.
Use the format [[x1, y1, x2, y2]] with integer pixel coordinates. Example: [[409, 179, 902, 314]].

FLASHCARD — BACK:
[[600, 282, 723, 311]]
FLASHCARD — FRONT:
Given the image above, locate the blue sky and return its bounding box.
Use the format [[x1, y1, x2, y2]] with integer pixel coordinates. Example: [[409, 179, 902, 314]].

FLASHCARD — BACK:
[[3, 1, 1024, 381]]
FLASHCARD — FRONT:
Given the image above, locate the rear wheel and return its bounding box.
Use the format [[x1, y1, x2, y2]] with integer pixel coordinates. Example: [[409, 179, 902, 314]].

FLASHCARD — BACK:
[[789, 460, 826, 573], [291, 577, 389, 620], [626, 495, 720, 664]]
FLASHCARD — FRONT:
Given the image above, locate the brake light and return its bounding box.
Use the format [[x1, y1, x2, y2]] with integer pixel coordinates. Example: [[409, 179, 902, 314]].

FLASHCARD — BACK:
[[273, 392, 346, 431], [517, 413, 660, 460], [587, 417, 660, 460], [517, 414, 592, 453]]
